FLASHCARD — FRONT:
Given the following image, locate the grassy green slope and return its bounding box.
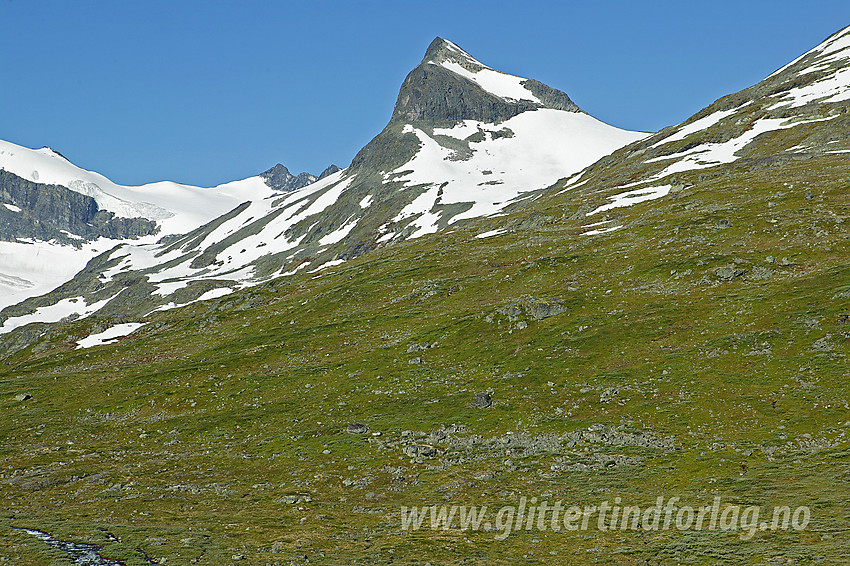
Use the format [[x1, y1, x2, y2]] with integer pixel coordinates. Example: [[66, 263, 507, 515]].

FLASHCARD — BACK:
[[0, 144, 848, 564]]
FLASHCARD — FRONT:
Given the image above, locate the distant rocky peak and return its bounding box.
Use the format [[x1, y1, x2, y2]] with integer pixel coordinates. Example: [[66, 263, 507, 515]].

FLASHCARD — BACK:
[[350, 37, 584, 173], [261, 162, 341, 192], [262, 162, 292, 179], [260, 163, 312, 192], [318, 164, 342, 179]]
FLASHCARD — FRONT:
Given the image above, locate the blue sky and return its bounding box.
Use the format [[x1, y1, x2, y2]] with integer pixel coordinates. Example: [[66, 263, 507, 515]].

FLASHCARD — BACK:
[[2, 1, 849, 186]]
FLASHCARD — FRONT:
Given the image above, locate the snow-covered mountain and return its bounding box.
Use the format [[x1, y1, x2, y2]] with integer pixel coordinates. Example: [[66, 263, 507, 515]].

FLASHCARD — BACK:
[[0, 37, 645, 337], [0, 140, 332, 312], [0, 141, 278, 231]]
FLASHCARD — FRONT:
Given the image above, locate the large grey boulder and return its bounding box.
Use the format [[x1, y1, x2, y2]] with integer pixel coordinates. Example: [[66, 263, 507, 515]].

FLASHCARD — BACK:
[[471, 392, 492, 408], [346, 422, 370, 435]]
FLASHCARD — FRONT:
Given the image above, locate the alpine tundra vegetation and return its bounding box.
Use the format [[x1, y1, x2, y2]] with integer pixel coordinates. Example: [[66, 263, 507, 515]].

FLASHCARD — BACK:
[[1, 25, 850, 565]]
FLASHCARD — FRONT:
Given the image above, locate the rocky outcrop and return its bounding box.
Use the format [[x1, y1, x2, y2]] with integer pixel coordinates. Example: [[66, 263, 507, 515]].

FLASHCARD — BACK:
[[0, 170, 158, 245], [375, 423, 676, 468]]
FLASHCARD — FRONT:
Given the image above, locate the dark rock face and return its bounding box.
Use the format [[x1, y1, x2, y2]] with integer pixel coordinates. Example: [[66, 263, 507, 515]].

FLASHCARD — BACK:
[[521, 78, 582, 112], [392, 38, 581, 124], [0, 170, 159, 245], [392, 63, 541, 124], [348, 124, 422, 174]]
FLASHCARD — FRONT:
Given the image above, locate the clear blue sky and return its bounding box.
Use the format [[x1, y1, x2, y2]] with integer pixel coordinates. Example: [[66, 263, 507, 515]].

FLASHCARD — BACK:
[[2, 1, 848, 187]]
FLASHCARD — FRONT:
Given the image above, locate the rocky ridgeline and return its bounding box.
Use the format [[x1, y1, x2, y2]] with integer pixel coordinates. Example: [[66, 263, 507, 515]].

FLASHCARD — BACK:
[[260, 163, 340, 192]]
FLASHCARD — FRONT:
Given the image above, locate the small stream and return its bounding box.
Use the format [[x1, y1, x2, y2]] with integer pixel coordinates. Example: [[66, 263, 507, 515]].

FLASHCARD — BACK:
[[20, 528, 126, 566]]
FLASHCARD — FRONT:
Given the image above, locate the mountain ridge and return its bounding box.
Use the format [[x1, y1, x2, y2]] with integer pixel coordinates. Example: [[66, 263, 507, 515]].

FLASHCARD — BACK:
[[9, 23, 849, 345]]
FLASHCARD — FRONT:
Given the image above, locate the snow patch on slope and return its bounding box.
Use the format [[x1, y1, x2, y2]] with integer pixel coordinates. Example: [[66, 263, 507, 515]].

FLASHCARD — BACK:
[[436, 61, 541, 103], [769, 66, 850, 108], [76, 323, 146, 349], [582, 224, 622, 236], [648, 116, 835, 179], [766, 26, 850, 108], [652, 103, 750, 148], [0, 293, 121, 335], [587, 185, 672, 216], [475, 229, 506, 239], [85, 170, 351, 310], [0, 238, 119, 312]]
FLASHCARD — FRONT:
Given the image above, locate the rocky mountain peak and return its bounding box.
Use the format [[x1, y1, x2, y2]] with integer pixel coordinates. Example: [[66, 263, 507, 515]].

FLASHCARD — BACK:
[[422, 37, 487, 73], [351, 38, 585, 174], [389, 37, 581, 125]]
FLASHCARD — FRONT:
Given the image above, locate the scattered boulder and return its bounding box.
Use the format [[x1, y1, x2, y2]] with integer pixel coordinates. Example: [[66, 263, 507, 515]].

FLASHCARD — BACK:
[[746, 266, 774, 280], [405, 445, 437, 458], [492, 296, 567, 323], [346, 422, 370, 435], [599, 387, 619, 403], [13, 393, 32, 402], [473, 471, 495, 481], [275, 494, 312, 504], [471, 392, 492, 408], [715, 266, 747, 281], [812, 335, 834, 352]]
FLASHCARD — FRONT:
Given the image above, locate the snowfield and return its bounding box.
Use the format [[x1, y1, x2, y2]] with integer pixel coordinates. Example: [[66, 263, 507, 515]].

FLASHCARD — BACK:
[[391, 110, 647, 237], [0, 139, 287, 312], [76, 322, 146, 349], [0, 239, 114, 311]]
